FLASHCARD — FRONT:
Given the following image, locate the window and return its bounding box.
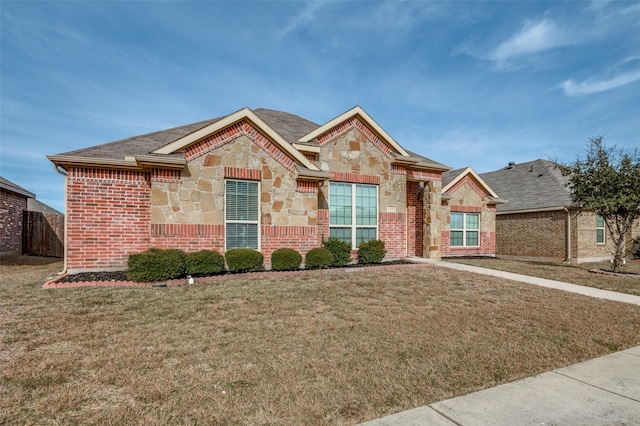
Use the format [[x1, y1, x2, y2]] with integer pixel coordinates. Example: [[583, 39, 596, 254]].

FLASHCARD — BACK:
[[596, 215, 605, 244], [329, 182, 377, 248], [450, 213, 479, 247], [225, 180, 259, 250]]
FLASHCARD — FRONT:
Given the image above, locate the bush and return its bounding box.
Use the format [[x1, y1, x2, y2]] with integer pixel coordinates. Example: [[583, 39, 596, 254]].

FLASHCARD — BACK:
[[185, 250, 225, 276], [357, 239, 387, 264], [225, 248, 264, 273], [632, 236, 640, 259], [305, 247, 334, 269], [271, 248, 302, 271], [127, 247, 186, 282], [322, 237, 352, 266]]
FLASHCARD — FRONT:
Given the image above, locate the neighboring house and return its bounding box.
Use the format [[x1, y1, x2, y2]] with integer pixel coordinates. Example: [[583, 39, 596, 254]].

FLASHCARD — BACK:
[[480, 159, 619, 263], [48, 106, 453, 273], [0, 177, 35, 255], [440, 167, 506, 257], [0, 176, 65, 258]]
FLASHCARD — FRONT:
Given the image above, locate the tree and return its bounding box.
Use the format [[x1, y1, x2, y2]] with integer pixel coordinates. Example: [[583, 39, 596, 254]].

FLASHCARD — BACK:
[[560, 137, 640, 272]]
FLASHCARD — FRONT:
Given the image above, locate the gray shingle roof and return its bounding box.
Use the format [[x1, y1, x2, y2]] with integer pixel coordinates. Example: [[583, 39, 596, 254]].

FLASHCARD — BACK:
[[57, 117, 224, 161], [0, 176, 35, 198], [51, 107, 449, 172], [480, 159, 572, 213], [253, 108, 320, 143], [442, 167, 468, 188]]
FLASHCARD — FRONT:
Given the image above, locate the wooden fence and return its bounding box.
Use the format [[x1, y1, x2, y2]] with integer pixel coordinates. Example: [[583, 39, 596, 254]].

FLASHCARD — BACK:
[[23, 211, 64, 258]]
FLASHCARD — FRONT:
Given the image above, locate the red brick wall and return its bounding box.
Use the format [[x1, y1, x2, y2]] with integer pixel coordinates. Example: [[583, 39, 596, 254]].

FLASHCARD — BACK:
[[441, 231, 496, 256], [150, 223, 225, 253], [261, 225, 319, 262], [379, 212, 407, 258], [66, 168, 151, 272], [0, 188, 28, 254]]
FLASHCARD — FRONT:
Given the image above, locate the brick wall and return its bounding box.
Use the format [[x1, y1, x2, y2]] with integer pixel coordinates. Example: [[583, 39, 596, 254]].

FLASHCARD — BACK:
[[573, 211, 614, 262], [495, 210, 567, 260], [0, 188, 28, 254], [66, 168, 152, 272], [379, 212, 407, 258]]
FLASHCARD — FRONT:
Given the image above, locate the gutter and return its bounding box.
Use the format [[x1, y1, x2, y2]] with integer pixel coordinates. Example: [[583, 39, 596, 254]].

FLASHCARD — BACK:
[[52, 163, 69, 276]]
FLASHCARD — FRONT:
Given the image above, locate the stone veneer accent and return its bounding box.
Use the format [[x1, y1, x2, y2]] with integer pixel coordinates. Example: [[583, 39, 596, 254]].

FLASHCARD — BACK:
[[151, 135, 317, 228]]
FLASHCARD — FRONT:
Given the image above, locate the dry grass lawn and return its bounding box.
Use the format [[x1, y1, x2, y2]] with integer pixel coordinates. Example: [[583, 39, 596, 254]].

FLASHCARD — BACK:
[[2, 255, 640, 425], [446, 258, 640, 296]]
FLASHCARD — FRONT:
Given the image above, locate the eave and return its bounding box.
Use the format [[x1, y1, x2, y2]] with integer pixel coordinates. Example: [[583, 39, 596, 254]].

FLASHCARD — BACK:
[[47, 154, 186, 172]]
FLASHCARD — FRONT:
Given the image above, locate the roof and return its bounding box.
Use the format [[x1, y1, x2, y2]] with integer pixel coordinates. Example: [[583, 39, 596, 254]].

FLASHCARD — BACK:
[[48, 106, 450, 175], [0, 176, 35, 198], [480, 159, 572, 213]]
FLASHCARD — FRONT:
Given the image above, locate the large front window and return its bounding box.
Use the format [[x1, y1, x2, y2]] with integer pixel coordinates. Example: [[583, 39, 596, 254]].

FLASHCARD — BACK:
[[450, 213, 479, 247], [329, 182, 377, 248], [225, 180, 259, 250]]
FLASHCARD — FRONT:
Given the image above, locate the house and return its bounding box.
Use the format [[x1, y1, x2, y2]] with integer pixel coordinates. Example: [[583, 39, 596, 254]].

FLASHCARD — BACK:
[[440, 167, 506, 257], [480, 159, 621, 262], [1, 177, 35, 256], [48, 106, 461, 273], [0, 176, 65, 258]]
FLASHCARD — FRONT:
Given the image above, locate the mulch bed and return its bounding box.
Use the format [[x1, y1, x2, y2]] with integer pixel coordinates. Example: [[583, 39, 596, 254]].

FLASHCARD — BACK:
[[44, 260, 421, 289], [589, 269, 640, 277]]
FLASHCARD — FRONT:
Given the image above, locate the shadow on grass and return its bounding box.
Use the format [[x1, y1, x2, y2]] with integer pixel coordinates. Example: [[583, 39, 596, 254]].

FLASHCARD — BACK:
[[0, 255, 63, 267]]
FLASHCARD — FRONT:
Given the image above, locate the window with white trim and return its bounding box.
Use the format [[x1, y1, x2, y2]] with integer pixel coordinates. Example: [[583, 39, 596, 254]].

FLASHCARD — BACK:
[[225, 180, 259, 250], [450, 213, 479, 247], [329, 182, 377, 248], [596, 215, 605, 244]]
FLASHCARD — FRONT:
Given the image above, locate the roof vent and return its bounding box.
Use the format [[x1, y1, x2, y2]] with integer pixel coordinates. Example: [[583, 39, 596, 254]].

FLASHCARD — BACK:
[[506, 161, 516, 169]]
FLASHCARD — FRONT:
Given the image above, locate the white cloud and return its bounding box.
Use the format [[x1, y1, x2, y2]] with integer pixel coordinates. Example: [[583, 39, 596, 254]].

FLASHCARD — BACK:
[[488, 17, 570, 68], [561, 67, 640, 95], [277, 1, 328, 38]]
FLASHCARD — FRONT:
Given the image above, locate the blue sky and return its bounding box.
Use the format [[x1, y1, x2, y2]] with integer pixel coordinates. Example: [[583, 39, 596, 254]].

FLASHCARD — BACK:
[[2, 0, 639, 213]]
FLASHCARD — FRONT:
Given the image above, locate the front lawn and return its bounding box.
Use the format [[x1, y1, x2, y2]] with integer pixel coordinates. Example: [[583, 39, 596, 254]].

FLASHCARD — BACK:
[[2, 256, 640, 425], [446, 257, 640, 296]]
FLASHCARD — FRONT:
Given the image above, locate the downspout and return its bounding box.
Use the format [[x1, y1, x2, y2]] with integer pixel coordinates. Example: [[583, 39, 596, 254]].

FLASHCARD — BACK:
[[53, 164, 68, 275], [564, 207, 571, 262]]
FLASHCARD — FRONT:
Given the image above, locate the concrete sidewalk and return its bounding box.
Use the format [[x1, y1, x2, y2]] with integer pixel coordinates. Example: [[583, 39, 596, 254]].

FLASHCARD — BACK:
[[359, 258, 640, 425], [360, 346, 640, 425], [407, 258, 640, 306]]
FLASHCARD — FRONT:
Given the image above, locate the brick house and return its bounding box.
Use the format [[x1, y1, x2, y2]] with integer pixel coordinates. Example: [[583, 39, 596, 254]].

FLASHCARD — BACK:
[[441, 167, 506, 257], [0, 177, 35, 255], [480, 159, 634, 263], [47, 106, 465, 273]]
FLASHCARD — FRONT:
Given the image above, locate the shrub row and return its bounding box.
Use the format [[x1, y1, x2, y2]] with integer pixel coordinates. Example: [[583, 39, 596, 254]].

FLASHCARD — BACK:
[[126, 238, 387, 282]]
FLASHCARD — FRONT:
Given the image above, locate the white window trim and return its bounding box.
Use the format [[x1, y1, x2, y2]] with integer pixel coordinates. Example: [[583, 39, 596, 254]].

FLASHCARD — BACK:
[[224, 179, 261, 251], [450, 212, 480, 248], [596, 215, 606, 245], [329, 182, 379, 249]]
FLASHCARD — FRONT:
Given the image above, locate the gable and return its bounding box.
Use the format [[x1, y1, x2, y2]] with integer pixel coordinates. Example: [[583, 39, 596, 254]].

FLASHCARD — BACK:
[[153, 108, 318, 172], [443, 167, 499, 199], [299, 106, 410, 157]]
